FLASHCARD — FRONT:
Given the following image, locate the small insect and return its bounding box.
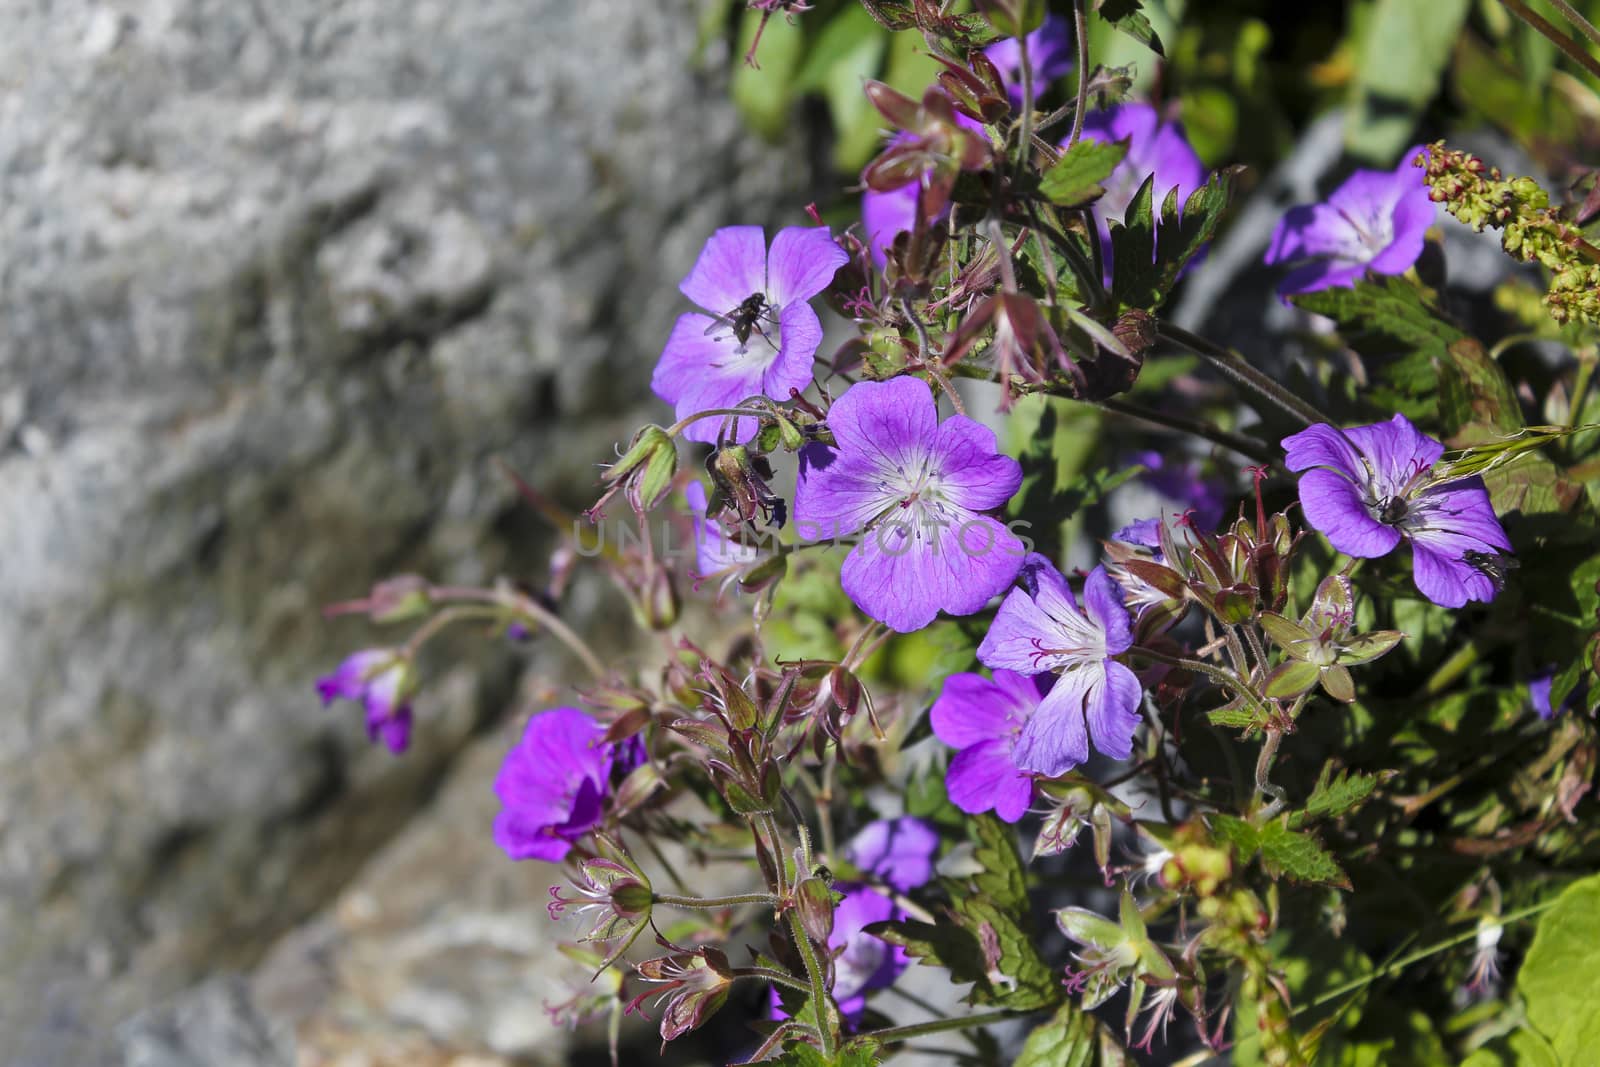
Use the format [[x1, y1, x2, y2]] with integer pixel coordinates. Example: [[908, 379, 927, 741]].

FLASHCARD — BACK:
[[1376, 495, 1410, 525], [705, 291, 775, 349], [1462, 550, 1519, 592]]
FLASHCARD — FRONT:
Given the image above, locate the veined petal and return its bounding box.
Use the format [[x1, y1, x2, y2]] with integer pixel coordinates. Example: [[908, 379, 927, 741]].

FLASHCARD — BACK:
[[931, 415, 1024, 512], [766, 299, 822, 398], [841, 511, 1024, 632], [1344, 413, 1442, 494], [1281, 423, 1367, 479], [1411, 478, 1511, 552], [1012, 668, 1094, 777], [1275, 257, 1367, 296], [979, 582, 1070, 673], [793, 444, 894, 539], [493, 809, 575, 862], [825, 376, 941, 477], [1083, 566, 1133, 655], [930, 671, 1035, 749], [1298, 468, 1403, 558], [947, 740, 1034, 822], [766, 226, 848, 306], [680, 225, 767, 314], [1410, 539, 1500, 608], [1084, 660, 1142, 761]]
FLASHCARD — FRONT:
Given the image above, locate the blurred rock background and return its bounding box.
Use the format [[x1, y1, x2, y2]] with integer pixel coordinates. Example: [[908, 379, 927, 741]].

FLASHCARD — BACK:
[[0, 1, 810, 1063]]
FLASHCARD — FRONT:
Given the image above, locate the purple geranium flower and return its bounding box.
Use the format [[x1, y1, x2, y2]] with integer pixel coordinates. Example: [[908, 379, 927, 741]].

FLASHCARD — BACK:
[[493, 707, 630, 863], [1281, 415, 1513, 608], [794, 376, 1026, 633], [1078, 103, 1207, 279], [844, 816, 940, 892], [652, 225, 848, 444], [684, 481, 759, 579], [317, 649, 415, 754], [1264, 147, 1434, 295], [930, 669, 1054, 822], [984, 15, 1075, 108], [976, 557, 1141, 777]]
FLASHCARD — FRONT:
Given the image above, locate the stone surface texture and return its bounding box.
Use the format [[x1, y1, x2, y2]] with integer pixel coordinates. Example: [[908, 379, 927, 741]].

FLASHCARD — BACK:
[[0, 1, 804, 1062]]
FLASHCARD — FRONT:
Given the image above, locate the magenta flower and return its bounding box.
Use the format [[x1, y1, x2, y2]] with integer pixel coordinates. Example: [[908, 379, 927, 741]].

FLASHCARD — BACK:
[[983, 15, 1075, 108], [493, 707, 633, 863], [1282, 415, 1512, 608], [652, 225, 848, 444], [1264, 148, 1434, 295], [977, 557, 1141, 777], [844, 816, 939, 892], [930, 669, 1054, 822], [316, 649, 415, 754], [684, 481, 758, 579], [793, 376, 1026, 633], [1078, 103, 1206, 278]]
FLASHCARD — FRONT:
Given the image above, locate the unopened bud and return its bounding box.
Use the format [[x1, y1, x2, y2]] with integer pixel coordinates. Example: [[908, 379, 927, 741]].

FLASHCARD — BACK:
[[367, 575, 432, 623], [794, 877, 837, 944]]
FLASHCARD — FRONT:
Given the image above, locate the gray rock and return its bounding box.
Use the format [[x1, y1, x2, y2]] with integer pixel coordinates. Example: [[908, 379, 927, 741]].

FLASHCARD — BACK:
[[0, 0, 803, 1060]]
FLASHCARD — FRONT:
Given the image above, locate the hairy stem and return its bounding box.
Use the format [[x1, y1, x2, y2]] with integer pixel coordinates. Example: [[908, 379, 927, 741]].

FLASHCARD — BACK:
[[786, 908, 838, 1058], [1158, 322, 1322, 428], [1098, 396, 1279, 464], [1067, 0, 1089, 147], [861, 1009, 1018, 1043], [653, 891, 780, 910], [1500, 0, 1600, 81]]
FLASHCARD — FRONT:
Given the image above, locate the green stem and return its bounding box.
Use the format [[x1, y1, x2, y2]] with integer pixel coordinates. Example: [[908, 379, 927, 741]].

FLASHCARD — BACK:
[[787, 908, 838, 1059], [1158, 322, 1322, 428], [665, 406, 773, 439], [1098, 396, 1278, 465], [1501, 0, 1600, 81], [1067, 0, 1089, 147], [1298, 898, 1559, 1015], [1131, 645, 1265, 711], [428, 585, 608, 681], [653, 891, 779, 910], [1015, 14, 1036, 181], [1419, 641, 1481, 697], [860, 1009, 1018, 1043], [732, 966, 812, 993]]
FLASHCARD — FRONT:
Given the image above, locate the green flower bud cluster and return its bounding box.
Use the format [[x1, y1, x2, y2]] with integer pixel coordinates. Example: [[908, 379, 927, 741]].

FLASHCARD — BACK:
[[1418, 142, 1600, 326]]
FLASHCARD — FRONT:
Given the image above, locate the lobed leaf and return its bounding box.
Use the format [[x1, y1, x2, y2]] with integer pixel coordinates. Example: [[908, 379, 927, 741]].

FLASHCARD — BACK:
[[1040, 139, 1129, 208]]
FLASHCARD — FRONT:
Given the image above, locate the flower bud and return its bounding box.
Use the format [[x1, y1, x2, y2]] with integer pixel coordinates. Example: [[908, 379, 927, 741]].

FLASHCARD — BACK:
[[794, 876, 837, 944], [366, 574, 432, 623]]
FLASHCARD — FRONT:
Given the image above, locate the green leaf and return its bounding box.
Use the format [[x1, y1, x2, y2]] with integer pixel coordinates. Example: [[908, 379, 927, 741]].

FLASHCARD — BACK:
[[1109, 167, 1241, 312], [1257, 819, 1350, 888], [770, 1042, 882, 1067], [793, 8, 891, 171], [1012, 1001, 1098, 1067], [866, 917, 993, 989], [972, 813, 1030, 914], [1346, 0, 1472, 162], [1209, 814, 1261, 859], [1040, 139, 1129, 208], [1439, 338, 1523, 439], [1208, 706, 1267, 730], [955, 895, 1061, 1011], [1294, 765, 1389, 826], [1094, 0, 1163, 57], [731, 8, 805, 138], [1518, 874, 1600, 1062]]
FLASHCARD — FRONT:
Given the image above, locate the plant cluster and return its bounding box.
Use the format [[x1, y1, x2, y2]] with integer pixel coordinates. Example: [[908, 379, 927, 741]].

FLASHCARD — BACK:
[[316, 1, 1600, 1063]]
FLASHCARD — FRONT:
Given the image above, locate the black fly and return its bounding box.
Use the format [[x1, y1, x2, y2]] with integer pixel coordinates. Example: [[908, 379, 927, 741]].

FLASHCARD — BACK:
[[1377, 495, 1410, 525], [1462, 550, 1519, 592], [705, 292, 775, 349]]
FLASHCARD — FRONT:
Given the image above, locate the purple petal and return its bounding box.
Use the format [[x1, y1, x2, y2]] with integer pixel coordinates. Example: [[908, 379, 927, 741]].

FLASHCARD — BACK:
[[946, 740, 1033, 822], [317, 649, 390, 705], [766, 225, 848, 306], [1410, 539, 1499, 608], [1083, 566, 1132, 655], [1411, 479, 1511, 552], [929, 670, 1041, 749], [766, 299, 823, 396], [1084, 660, 1141, 761], [652, 312, 769, 443], [1281, 423, 1366, 480], [1276, 257, 1368, 296], [1529, 674, 1557, 720], [846, 816, 939, 892], [1114, 518, 1162, 550], [492, 809, 575, 863], [1011, 668, 1093, 776], [1298, 468, 1403, 558], [978, 582, 1067, 674], [840, 512, 1024, 633], [863, 185, 919, 268], [1344, 414, 1443, 493], [825, 377, 940, 477], [680, 225, 767, 314], [794, 445, 892, 539], [366, 703, 413, 754], [930, 415, 1024, 512]]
